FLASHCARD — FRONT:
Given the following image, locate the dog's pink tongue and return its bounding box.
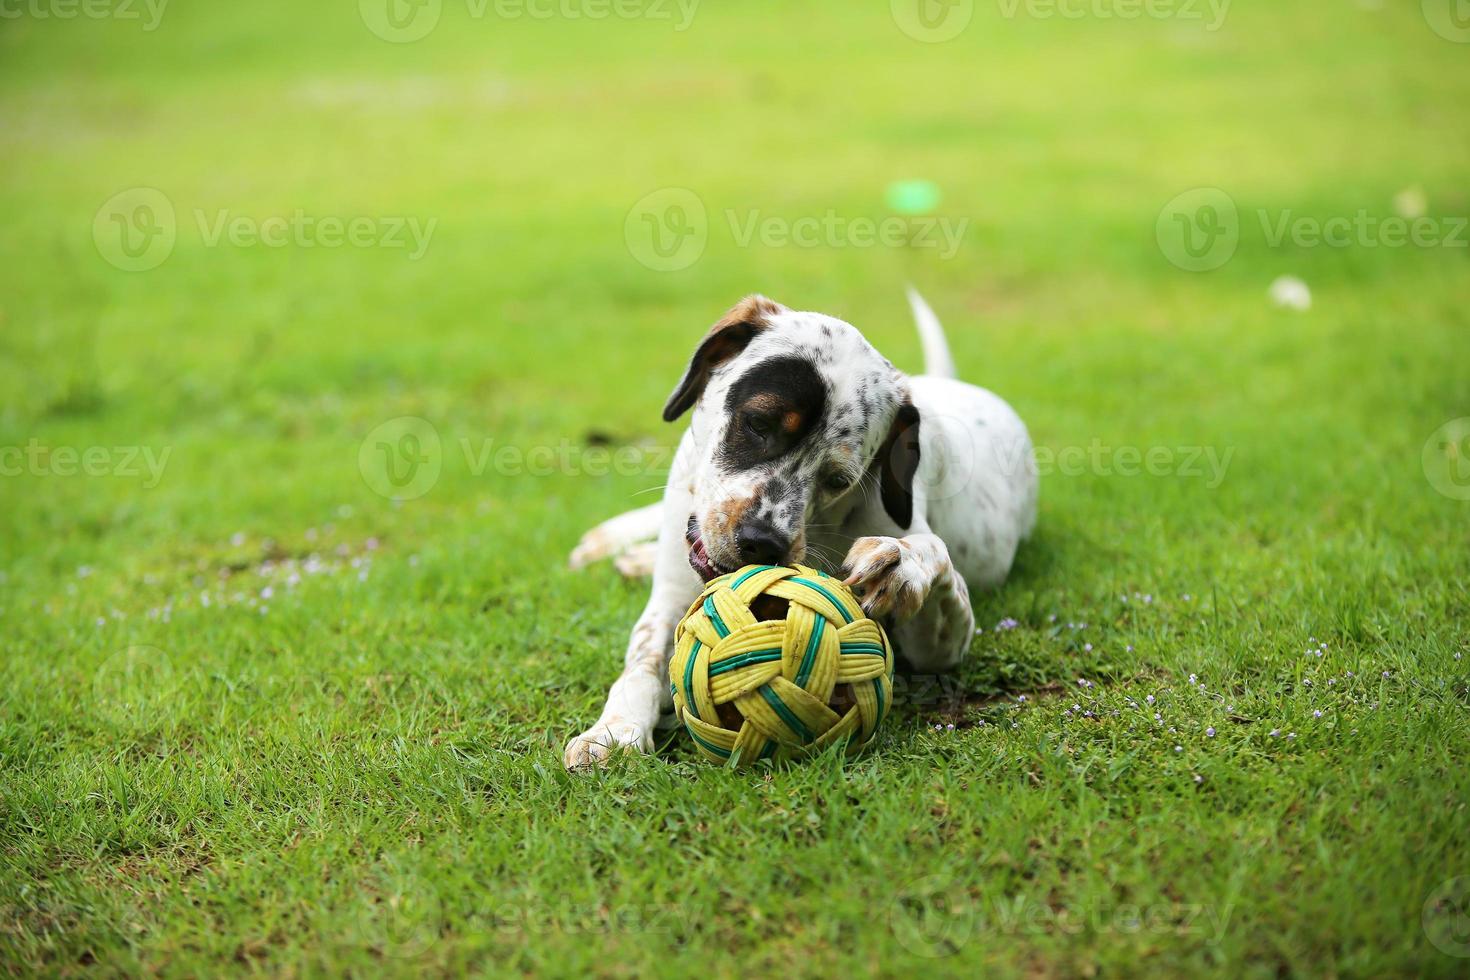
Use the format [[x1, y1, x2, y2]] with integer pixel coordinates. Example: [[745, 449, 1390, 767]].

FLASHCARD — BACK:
[[688, 538, 719, 583]]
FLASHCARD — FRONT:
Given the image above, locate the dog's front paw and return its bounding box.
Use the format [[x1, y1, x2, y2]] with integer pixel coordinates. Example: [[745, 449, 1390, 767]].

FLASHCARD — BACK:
[[562, 720, 652, 770], [842, 536, 929, 620]]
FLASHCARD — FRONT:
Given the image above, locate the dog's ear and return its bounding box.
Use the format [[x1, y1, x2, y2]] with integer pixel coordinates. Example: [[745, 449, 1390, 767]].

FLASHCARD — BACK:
[[662, 295, 784, 422], [879, 399, 921, 529]]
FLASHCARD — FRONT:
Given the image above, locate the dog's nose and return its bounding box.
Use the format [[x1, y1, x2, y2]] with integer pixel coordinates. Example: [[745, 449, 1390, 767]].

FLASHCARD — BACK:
[[736, 519, 790, 567]]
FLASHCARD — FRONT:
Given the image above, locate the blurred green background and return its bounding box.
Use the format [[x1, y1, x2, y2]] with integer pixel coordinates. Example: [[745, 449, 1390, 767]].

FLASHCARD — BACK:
[[2, 1, 1468, 976]]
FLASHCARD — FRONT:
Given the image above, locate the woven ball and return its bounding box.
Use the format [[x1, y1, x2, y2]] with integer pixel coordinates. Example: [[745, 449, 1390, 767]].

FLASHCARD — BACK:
[[670, 564, 895, 766]]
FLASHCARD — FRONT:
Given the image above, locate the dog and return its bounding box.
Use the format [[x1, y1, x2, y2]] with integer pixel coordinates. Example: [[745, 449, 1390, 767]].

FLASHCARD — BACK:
[[563, 289, 1037, 769]]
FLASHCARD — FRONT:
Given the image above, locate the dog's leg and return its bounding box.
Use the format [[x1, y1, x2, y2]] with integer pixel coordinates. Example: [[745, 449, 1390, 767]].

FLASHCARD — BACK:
[[568, 501, 663, 570], [562, 580, 689, 768], [842, 533, 974, 672], [564, 439, 699, 769], [611, 542, 658, 579]]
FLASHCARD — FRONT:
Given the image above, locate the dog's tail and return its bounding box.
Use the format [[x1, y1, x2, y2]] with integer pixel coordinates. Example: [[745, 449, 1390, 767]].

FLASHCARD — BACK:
[[906, 285, 956, 380]]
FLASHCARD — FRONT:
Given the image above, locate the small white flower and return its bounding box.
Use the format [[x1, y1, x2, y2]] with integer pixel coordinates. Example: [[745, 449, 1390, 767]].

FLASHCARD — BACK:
[[1393, 185, 1427, 220], [1269, 275, 1312, 311]]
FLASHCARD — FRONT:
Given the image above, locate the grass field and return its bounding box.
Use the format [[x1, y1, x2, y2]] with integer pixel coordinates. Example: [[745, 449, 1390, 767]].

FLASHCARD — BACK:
[[3, 0, 1469, 975]]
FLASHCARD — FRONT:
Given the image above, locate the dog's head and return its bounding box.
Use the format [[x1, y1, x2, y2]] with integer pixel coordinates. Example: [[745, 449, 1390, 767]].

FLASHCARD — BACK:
[[665, 295, 920, 582]]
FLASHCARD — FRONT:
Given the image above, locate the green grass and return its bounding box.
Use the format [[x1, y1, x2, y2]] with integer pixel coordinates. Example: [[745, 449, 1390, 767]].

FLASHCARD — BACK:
[[2, 0, 1469, 975]]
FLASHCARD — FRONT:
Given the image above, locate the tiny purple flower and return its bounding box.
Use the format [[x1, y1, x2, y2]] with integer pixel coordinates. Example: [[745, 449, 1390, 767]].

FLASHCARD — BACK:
[[1313, 710, 1322, 718], [1206, 727, 1216, 737]]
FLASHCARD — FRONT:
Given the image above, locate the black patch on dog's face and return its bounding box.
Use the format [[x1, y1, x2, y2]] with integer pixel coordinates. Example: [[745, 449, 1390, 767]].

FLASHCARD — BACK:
[[719, 355, 827, 471]]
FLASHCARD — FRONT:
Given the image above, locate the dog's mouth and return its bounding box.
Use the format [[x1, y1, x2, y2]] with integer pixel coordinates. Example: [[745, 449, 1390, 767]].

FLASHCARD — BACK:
[[686, 516, 730, 584]]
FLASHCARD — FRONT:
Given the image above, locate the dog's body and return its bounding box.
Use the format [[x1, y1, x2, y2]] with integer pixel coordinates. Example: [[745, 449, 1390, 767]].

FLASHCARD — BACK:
[[564, 291, 1037, 768]]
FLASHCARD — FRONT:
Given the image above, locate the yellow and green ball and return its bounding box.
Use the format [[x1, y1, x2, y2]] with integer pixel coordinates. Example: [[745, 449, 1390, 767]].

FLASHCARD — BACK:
[[670, 564, 895, 765]]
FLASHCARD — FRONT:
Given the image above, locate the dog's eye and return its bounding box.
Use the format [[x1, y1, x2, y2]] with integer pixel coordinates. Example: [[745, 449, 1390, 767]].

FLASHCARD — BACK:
[[746, 416, 774, 439], [823, 471, 853, 493]]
